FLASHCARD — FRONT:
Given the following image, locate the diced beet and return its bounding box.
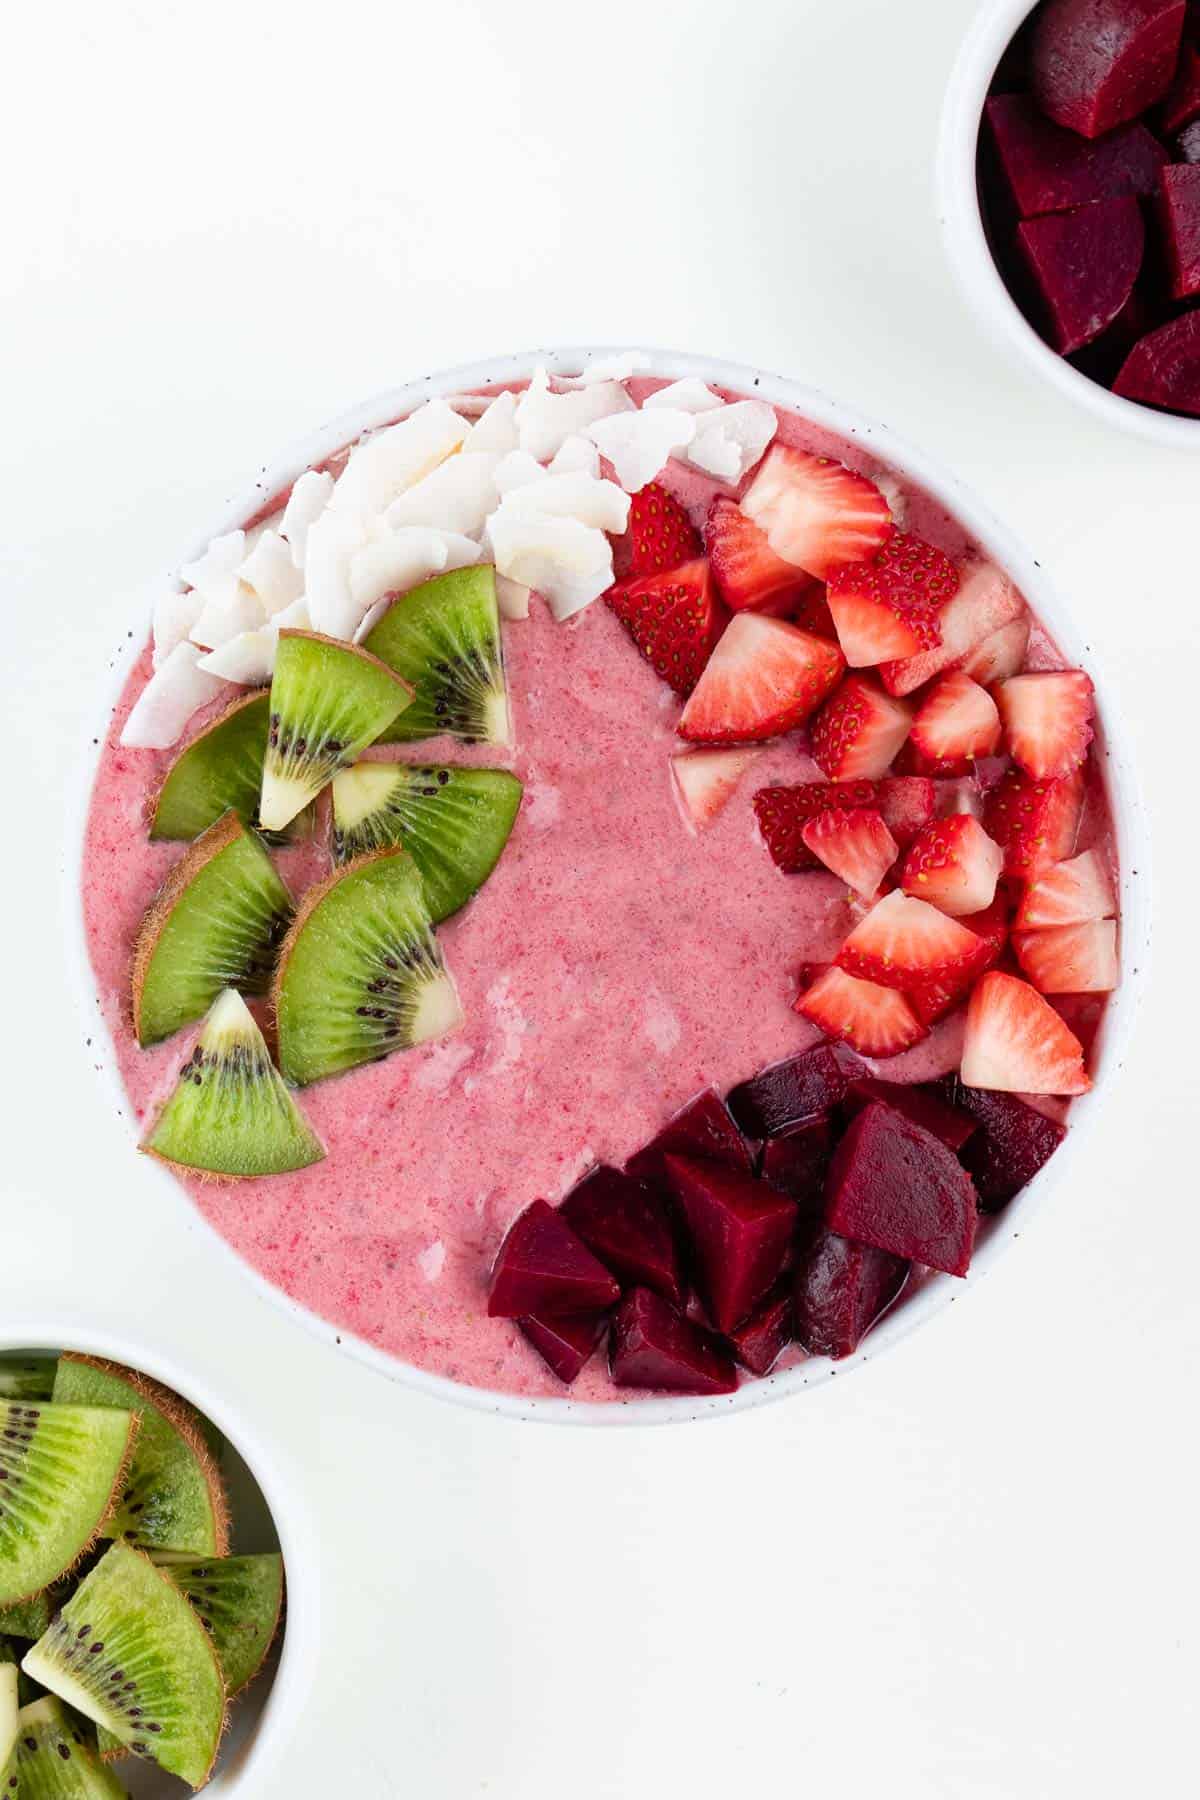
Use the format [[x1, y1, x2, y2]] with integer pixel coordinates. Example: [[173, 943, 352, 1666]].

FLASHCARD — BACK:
[[1016, 196, 1145, 353], [1157, 164, 1200, 296], [726, 1045, 851, 1138], [824, 1102, 979, 1278], [1032, 0, 1186, 139], [877, 776, 936, 849], [1113, 309, 1200, 412], [610, 1287, 737, 1395], [726, 1279, 794, 1377], [1162, 39, 1200, 130], [626, 1088, 752, 1190], [1068, 283, 1164, 385], [937, 1078, 1067, 1211], [560, 1165, 685, 1307], [488, 1200, 621, 1318], [983, 94, 1168, 216], [841, 1077, 978, 1152], [664, 1156, 798, 1332], [760, 1116, 834, 1211], [519, 1312, 609, 1385], [793, 1230, 908, 1360]]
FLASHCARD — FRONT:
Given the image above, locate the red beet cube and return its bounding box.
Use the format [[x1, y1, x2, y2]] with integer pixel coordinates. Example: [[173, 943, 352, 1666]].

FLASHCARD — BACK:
[[1032, 0, 1186, 139], [760, 1115, 834, 1210], [937, 1078, 1066, 1212], [488, 1200, 621, 1318], [726, 1045, 851, 1138], [824, 1102, 979, 1278], [726, 1280, 794, 1377], [1157, 163, 1200, 296], [664, 1156, 798, 1332], [610, 1288, 737, 1395], [519, 1312, 609, 1385], [841, 1077, 977, 1153], [984, 94, 1168, 215], [793, 1230, 908, 1360], [1017, 196, 1145, 353], [1113, 309, 1200, 412], [625, 1088, 752, 1189], [560, 1166, 685, 1307]]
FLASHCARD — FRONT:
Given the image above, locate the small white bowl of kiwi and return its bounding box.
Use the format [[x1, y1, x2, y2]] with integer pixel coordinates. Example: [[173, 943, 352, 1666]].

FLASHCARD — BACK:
[[0, 1333, 314, 1795]]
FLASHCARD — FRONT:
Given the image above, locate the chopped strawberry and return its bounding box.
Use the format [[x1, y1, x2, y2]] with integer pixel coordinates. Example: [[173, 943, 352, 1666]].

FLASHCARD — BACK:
[[1015, 848, 1116, 929], [625, 482, 702, 577], [607, 558, 726, 696], [836, 889, 984, 990], [672, 747, 761, 829], [900, 814, 1004, 918], [800, 808, 898, 899], [753, 779, 881, 871], [704, 498, 812, 614], [959, 616, 1030, 685], [1013, 921, 1119, 993], [791, 587, 838, 638], [908, 672, 1002, 775], [961, 970, 1091, 1095], [983, 766, 1085, 879], [907, 896, 1009, 1024], [877, 775, 936, 847], [677, 615, 844, 745], [810, 675, 913, 780], [995, 670, 1095, 780], [739, 446, 893, 580], [825, 531, 958, 667], [880, 560, 1026, 697], [797, 966, 927, 1058]]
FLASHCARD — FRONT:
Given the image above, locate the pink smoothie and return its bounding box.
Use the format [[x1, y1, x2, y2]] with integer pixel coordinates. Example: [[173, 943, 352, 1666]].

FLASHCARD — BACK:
[[81, 380, 1116, 1402]]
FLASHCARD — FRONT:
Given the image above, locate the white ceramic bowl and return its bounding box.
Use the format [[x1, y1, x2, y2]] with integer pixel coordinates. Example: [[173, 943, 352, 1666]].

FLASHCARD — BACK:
[[76, 346, 1152, 1427], [0, 1321, 318, 1795], [939, 0, 1200, 448]]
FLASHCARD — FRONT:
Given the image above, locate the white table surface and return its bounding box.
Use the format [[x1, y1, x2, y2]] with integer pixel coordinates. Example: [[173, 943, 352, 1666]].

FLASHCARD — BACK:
[[3, 0, 1197, 1793]]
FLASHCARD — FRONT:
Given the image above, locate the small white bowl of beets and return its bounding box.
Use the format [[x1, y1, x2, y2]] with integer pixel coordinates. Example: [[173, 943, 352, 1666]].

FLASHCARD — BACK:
[[941, 0, 1200, 442], [0, 1339, 302, 1795]]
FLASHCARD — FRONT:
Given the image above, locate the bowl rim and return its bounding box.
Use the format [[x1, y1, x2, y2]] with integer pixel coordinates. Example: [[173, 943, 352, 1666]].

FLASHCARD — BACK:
[[70, 343, 1153, 1427], [0, 1316, 320, 1793], [937, 0, 1200, 449]]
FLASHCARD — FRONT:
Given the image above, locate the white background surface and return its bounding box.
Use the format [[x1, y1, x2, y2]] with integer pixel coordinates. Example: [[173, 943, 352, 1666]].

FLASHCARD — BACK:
[[2, 0, 1197, 1794]]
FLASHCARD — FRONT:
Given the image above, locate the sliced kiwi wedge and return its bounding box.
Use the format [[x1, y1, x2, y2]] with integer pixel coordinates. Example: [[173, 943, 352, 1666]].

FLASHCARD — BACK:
[[131, 811, 292, 1047], [362, 566, 510, 745], [152, 1554, 283, 1698], [331, 762, 522, 921], [0, 1643, 16, 1778], [0, 1591, 54, 1640], [0, 1359, 57, 1404], [2, 1696, 128, 1798], [273, 848, 462, 1086], [149, 692, 271, 841], [52, 1358, 229, 1562], [22, 1543, 226, 1790], [142, 990, 324, 1179], [0, 1405, 138, 1608], [259, 630, 414, 833]]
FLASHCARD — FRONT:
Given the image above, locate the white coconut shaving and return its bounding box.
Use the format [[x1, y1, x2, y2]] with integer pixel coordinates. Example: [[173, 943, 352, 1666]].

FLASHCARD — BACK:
[[330, 399, 469, 520], [515, 367, 634, 461], [487, 509, 613, 621], [152, 586, 205, 669], [189, 582, 266, 652], [494, 472, 630, 535], [385, 451, 501, 538], [238, 528, 305, 617], [495, 574, 531, 621], [179, 530, 245, 600], [120, 642, 228, 749], [643, 378, 723, 414], [443, 393, 495, 419], [465, 390, 519, 453], [196, 630, 277, 686], [548, 435, 601, 477], [584, 408, 697, 492], [304, 507, 371, 641], [279, 469, 335, 568], [682, 400, 777, 484], [561, 350, 650, 386], [493, 450, 548, 496]]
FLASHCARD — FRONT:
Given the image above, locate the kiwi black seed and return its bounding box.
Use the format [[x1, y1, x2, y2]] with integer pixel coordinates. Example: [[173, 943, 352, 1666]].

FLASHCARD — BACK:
[[363, 565, 510, 745], [273, 847, 462, 1086], [330, 762, 522, 921], [131, 811, 293, 1047], [0, 1405, 138, 1611], [2, 1695, 126, 1798]]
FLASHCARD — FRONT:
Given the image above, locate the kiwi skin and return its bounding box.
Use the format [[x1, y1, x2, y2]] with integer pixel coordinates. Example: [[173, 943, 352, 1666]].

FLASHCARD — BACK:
[[0, 1405, 140, 1610]]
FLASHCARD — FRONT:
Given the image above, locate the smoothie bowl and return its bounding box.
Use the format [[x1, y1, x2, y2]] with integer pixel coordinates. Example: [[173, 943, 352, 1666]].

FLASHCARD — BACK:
[[76, 348, 1148, 1423]]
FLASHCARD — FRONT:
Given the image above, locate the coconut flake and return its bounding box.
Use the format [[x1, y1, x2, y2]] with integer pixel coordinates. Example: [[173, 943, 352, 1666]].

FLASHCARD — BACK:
[[493, 451, 547, 496], [152, 586, 205, 669], [280, 469, 335, 567], [872, 470, 909, 527], [331, 399, 469, 519], [120, 642, 228, 749], [562, 351, 650, 386], [465, 390, 519, 453], [385, 451, 501, 538], [683, 400, 777, 484], [643, 378, 723, 414], [495, 472, 630, 534], [189, 581, 266, 652], [495, 575, 531, 621], [179, 530, 246, 598], [304, 507, 370, 641], [515, 367, 635, 461], [443, 393, 494, 419], [267, 595, 313, 634], [584, 408, 696, 492], [488, 510, 613, 621], [197, 630, 277, 686], [238, 528, 305, 617], [349, 526, 481, 618], [352, 535, 479, 644], [548, 435, 601, 477]]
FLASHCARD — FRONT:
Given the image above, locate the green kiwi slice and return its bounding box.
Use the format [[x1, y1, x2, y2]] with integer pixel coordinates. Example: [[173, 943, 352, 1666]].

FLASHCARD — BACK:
[[0, 1642, 16, 1777], [0, 1360, 57, 1404], [22, 1543, 226, 1789], [362, 566, 510, 745], [141, 990, 324, 1179], [131, 811, 293, 1047], [0, 1406, 137, 1609], [51, 1359, 229, 1561], [150, 692, 272, 842], [259, 630, 414, 833], [0, 1592, 53, 1640], [2, 1696, 128, 1798], [331, 763, 522, 921], [153, 1555, 283, 1698], [273, 848, 462, 1086]]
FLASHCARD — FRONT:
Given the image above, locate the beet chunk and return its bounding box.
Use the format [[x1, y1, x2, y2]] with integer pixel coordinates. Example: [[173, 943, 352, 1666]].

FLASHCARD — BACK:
[[560, 1165, 685, 1307], [610, 1288, 737, 1395], [488, 1200, 621, 1318], [1017, 196, 1145, 352], [519, 1312, 609, 1385], [1157, 163, 1200, 296], [1161, 38, 1200, 130], [824, 1102, 979, 1278], [937, 1078, 1067, 1211], [794, 1230, 908, 1359], [664, 1156, 798, 1332], [626, 1088, 752, 1189], [1113, 309, 1200, 412], [726, 1045, 851, 1138], [841, 1077, 977, 1153], [760, 1116, 834, 1211], [726, 1280, 794, 1377], [1032, 0, 1186, 139], [983, 94, 1168, 216]]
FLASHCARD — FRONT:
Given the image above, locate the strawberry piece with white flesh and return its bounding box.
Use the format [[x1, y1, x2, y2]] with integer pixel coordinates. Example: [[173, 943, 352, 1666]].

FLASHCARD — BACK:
[[877, 776, 936, 847], [995, 670, 1095, 779], [909, 673, 1002, 775], [836, 890, 984, 990], [880, 560, 1026, 697], [753, 779, 881, 871], [704, 498, 813, 614], [672, 747, 761, 829], [810, 676, 913, 780], [1013, 921, 1119, 993], [607, 558, 726, 697], [1016, 848, 1116, 928], [825, 532, 958, 667], [960, 616, 1030, 685], [624, 482, 702, 577], [800, 808, 899, 899], [961, 970, 1091, 1095], [797, 966, 927, 1058], [677, 614, 844, 745], [984, 766, 1085, 879], [739, 446, 893, 580], [907, 896, 1009, 1025], [900, 814, 1004, 918]]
